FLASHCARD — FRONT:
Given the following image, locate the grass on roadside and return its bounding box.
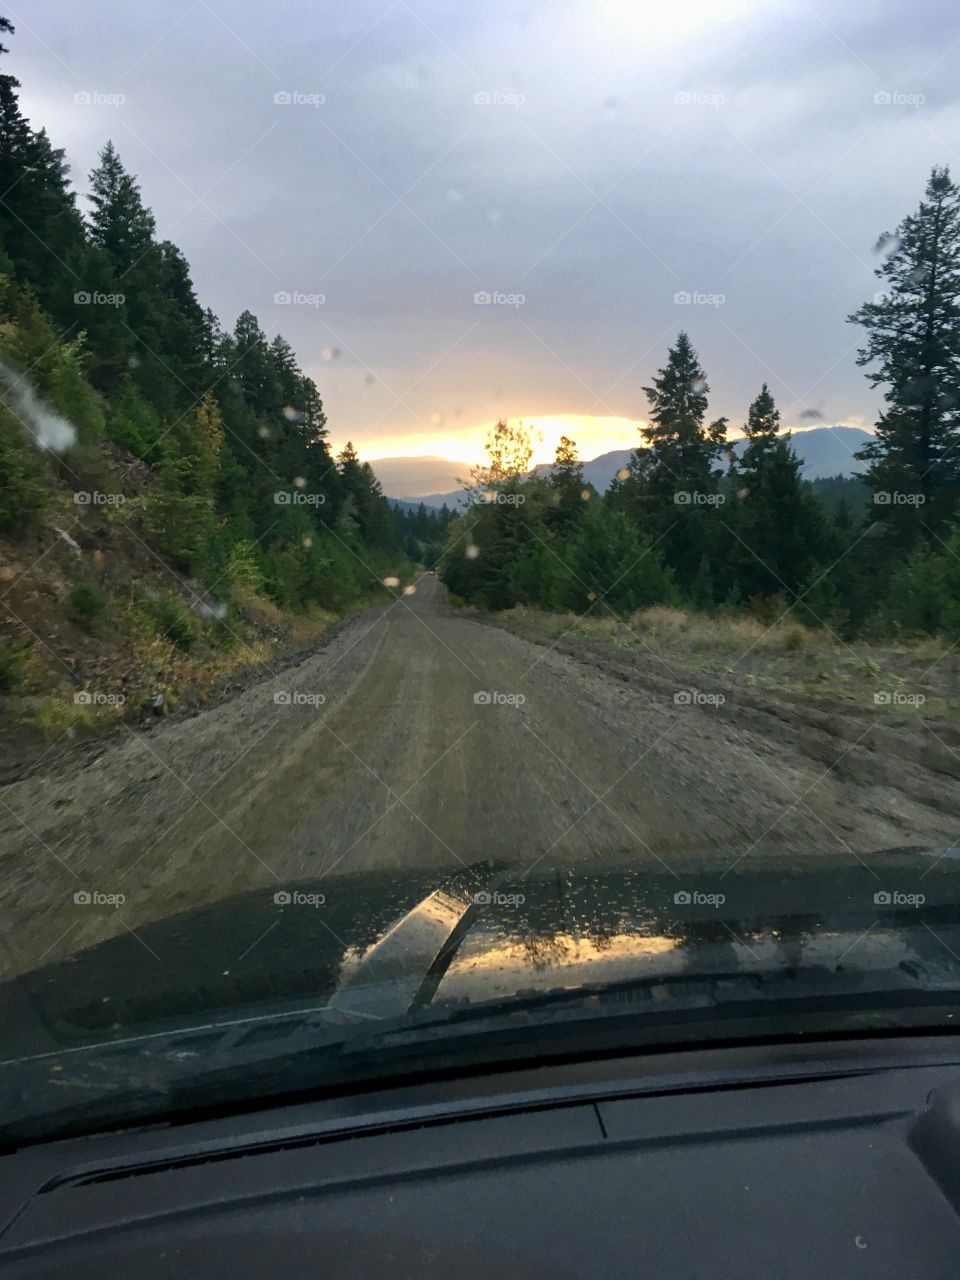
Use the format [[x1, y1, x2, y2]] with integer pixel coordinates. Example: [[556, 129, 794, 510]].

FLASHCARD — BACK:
[[496, 604, 959, 724]]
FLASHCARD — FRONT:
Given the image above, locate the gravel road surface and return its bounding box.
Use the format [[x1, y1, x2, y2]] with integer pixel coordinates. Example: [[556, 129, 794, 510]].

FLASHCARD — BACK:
[[1, 574, 957, 974]]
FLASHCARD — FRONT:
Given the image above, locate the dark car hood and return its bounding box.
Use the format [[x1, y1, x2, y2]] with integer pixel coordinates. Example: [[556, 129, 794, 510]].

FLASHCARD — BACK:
[[5, 846, 960, 1057], [2, 846, 960, 1144]]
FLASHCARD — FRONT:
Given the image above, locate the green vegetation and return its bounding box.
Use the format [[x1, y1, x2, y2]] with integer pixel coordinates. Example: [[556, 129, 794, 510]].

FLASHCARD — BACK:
[[391, 502, 458, 568], [0, 636, 27, 692], [0, 16, 404, 628], [442, 167, 960, 642], [64, 581, 108, 632]]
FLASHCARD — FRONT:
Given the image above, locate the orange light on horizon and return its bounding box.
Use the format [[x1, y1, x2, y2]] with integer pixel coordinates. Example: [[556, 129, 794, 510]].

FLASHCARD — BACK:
[[337, 415, 650, 467], [333, 415, 873, 466]]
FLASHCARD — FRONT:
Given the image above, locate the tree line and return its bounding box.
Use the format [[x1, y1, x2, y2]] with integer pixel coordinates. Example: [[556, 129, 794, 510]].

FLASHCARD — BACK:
[[0, 16, 402, 620], [443, 167, 960, 640], [392, 502, 458, 569]]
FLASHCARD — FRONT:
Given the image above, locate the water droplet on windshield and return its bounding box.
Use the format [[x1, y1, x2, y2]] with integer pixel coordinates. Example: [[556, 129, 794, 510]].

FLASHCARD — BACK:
[[874, 231, 901, 258], [383, 575, 400, 588], [465, 544, 480, 560], [446, 188, 463, 203], [691, 376, 707, 393], [321, 346, 341, 360]]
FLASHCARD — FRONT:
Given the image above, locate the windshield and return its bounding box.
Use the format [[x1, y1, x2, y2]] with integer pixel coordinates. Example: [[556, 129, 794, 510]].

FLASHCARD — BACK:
[[1, 0, 960, 1144]]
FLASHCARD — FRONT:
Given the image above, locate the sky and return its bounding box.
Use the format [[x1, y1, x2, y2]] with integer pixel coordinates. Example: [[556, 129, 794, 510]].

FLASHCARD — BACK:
[[10, 0, 960, 466]]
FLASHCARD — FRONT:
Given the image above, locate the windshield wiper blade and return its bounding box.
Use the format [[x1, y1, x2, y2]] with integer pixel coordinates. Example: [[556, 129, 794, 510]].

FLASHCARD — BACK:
[[150, 962, 960, 1100], [4, 964, 960, 1150]]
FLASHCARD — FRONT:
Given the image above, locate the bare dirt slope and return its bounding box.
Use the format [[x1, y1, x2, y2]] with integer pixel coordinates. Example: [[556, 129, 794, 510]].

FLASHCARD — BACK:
[[1, 574, 958, 975]]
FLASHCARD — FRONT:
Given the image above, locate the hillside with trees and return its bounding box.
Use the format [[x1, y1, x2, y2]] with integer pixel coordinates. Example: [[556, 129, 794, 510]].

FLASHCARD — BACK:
[[0, 17, 406, 756]]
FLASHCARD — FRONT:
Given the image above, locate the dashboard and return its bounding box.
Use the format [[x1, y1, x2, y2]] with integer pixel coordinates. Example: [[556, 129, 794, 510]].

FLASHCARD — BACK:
[[1, 1035, 960, 1277]]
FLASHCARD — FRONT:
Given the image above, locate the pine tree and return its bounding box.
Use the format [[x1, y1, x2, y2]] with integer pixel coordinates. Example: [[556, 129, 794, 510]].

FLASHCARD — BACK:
[[738, 382, 780, 484], [0, 20, 90, 323], [734, 384, 826, 601], [850, 166, 960, 543], [86, 142, 177, 406], [641, 332, 726, 478], [154, 240, 209, 404], [628, 332, 727, 589], [87, 141, 156, 270]]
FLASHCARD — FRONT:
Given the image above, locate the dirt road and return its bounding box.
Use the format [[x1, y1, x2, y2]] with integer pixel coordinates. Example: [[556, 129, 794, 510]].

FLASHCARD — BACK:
[[1, 574, 958, 974]]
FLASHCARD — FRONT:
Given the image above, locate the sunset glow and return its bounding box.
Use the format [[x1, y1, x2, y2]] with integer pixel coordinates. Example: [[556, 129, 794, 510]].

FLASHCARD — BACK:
[[349, 415, 649, 467]]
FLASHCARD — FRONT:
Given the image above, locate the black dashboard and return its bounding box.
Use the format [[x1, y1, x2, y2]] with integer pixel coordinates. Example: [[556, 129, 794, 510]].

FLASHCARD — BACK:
[[2, 1034, 960, 1277]]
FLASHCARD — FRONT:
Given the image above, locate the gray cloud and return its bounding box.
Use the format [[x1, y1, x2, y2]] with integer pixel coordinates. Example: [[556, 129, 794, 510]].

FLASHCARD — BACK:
[[13, 0, 960, 456]]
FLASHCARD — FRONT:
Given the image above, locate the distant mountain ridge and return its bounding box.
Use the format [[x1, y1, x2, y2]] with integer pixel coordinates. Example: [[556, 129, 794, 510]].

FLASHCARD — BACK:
[[378, 426, 871, 510]]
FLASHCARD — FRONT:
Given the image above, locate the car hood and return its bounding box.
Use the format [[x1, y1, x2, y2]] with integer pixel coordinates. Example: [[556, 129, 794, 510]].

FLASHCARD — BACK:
[[2, 846, 960, 1144], [5, 845, 960, 1056]]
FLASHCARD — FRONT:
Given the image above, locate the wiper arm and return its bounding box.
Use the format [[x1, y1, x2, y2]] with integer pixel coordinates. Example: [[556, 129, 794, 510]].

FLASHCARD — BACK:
[[163, 961, 960, 1098], [6, 964, 960, 1150]]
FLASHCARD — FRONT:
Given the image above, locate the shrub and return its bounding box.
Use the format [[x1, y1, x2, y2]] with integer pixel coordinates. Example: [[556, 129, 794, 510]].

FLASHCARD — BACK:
[[145, 593, 198, 651], [0, 406, 47, 533], [0, 637, 28, 692], [65, 581, 108, 631]]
